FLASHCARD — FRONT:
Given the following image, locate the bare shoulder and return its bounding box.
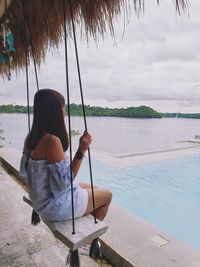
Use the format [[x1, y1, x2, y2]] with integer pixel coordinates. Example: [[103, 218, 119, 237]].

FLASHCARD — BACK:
[[45, 134, 65, 163]]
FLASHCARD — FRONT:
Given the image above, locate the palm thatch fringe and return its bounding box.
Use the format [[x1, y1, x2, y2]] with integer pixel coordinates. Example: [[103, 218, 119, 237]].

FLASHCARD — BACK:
[[0, 0, 188, 76]]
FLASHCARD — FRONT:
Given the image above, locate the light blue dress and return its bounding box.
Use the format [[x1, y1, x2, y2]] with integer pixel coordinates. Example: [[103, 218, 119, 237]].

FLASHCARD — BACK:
[[20, 154, 88, 222]]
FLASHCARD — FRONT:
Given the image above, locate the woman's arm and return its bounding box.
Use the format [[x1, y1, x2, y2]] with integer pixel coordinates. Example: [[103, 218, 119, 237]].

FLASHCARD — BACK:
[[71, 131, 92, 178], [23, 134, 31, 156], [46, 135, 65, 163]]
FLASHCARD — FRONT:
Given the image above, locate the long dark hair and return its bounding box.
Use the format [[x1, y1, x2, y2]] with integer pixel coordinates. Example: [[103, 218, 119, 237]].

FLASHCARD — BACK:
[[26, 89, 68, 151]]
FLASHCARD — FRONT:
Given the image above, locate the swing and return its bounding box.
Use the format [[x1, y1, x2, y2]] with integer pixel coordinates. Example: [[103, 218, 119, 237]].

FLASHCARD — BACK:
[[21, 0, 108, 265]]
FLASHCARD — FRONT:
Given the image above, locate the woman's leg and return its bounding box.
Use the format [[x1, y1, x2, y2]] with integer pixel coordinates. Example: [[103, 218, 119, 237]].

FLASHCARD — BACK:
[[84, 188, 112, 221], [79, 182, 98, 189]]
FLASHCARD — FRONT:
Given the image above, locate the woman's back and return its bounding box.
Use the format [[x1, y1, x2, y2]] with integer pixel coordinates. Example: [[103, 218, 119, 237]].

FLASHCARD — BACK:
[[29, 133, 65, 163], [26, 157, 52, 210]]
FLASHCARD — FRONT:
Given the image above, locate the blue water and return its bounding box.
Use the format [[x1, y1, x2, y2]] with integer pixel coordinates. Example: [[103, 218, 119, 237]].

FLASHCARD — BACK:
[[77, 152, 200, 251], [1, 114, 200, 250]]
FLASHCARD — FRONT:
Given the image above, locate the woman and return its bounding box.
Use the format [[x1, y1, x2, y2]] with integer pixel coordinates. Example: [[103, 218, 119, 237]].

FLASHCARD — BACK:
[[20, 88, 112, 222]]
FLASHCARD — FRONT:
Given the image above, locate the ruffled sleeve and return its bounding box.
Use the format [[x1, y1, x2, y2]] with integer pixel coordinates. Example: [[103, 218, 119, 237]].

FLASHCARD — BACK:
[[48, 159, 72, 195]]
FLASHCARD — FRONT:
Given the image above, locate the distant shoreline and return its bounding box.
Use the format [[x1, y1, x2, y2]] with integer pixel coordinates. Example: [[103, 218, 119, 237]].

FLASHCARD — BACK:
[[0, 103, 161, 119], [1, 104, 200, 119]]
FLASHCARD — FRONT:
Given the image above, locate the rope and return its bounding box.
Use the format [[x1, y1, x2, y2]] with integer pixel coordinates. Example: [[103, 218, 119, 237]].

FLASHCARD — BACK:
[[22, 0, 30, 131], [22, 0, 42, 226], [69, 0, 97, 223], [23, 1, 39, 91], [62, 0, 76, 234]]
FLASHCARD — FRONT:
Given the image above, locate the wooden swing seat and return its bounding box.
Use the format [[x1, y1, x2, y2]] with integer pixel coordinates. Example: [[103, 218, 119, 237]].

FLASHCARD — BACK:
[[23, 195, 108, 251]]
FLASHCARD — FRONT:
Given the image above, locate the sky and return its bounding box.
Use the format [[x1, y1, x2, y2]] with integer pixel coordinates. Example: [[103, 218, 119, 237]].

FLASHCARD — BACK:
[[1, 0, 200, 113]]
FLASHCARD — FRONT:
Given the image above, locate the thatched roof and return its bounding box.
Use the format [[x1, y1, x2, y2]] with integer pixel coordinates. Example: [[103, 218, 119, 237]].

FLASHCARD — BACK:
[[0, 0, 188, 76]]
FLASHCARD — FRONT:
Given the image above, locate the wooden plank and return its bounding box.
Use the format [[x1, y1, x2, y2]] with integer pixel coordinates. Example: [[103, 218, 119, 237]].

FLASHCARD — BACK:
[[23, 196, 108, 251]]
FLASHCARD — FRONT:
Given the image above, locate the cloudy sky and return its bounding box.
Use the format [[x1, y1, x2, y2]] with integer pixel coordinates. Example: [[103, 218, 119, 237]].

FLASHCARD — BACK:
[[1, 0, 200, 113]]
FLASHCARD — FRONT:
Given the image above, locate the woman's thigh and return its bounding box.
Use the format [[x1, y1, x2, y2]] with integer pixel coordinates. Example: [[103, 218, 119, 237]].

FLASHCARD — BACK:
[[84, 188, 112, 214], [79, 182, 98, 189]]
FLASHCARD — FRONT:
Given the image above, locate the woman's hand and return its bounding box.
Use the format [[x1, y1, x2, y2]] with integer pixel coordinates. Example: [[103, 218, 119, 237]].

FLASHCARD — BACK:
[[78, 131, 92, 154]]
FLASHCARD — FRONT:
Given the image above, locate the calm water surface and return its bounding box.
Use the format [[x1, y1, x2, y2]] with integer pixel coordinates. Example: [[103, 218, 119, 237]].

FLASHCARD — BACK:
[[78, 152, 200, 250], [0, 113, 200, 153], [1, 113, 200, 250]]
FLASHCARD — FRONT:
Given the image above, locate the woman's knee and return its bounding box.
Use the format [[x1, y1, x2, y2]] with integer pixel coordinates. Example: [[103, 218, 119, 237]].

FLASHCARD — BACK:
[[85, 188, 112, 214], [98, 188, 112, 205], [103, 189, 112, 205]]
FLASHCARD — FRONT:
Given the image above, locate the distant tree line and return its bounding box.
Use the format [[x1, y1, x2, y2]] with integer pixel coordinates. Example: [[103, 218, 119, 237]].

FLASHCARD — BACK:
[[2, 104, 200, 119], [70, 104, 162, 118], [161, 112, 200, 119], [0, 104, 33, 113], [0, 103, 162, 118]]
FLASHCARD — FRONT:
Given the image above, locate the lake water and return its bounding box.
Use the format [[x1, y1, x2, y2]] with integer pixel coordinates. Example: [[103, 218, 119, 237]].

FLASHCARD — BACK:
[[78, 152, 200, 250], [0, 113, 200, 154], [1, 113, 200, 250]]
